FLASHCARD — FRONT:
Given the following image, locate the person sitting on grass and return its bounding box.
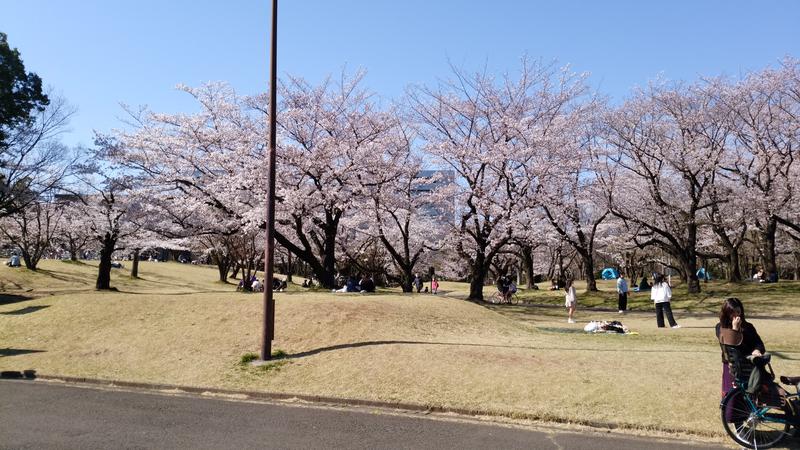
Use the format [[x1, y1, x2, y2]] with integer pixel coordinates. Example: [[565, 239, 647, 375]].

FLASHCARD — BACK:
[[345, 275, 361, 293], [272, 277, 287, 292], [638, 275, 651, 291], [6, 253, 20, 267], [359, 275, 376, 293]]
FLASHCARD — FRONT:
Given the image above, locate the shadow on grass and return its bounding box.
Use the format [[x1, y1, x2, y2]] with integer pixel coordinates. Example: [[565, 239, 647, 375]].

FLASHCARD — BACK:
[[36, 269, 93, 286], [0, 293, 35, 306], [536, 327, 589, 334], [0, 305, 49, 315], [285, 339, 720, 359], [0, 348, 46, 357], [0, 369, 37, 379], [771, 351, 800, 361], [112, 289, 235, 296]]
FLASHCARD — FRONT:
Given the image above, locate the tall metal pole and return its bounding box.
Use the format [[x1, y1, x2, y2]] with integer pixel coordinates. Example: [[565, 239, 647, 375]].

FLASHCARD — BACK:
[[261, 0, 278, 361]]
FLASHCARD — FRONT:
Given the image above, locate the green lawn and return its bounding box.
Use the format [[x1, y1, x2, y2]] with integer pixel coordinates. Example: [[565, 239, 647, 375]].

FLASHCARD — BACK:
[[2, 260, 799, 444]]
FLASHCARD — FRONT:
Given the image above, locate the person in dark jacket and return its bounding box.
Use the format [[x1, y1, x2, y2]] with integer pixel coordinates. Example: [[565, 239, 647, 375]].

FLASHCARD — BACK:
[[638, 275, 651, 291], [359, 275, 375, 293], [716, 297, 765, 397], [345, 275, 361, 292]]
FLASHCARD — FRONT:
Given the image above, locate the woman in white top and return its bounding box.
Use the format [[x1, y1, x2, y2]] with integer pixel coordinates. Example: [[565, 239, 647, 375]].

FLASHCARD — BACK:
[[651, 273, 679, 328], [564, 279, 577, 324]]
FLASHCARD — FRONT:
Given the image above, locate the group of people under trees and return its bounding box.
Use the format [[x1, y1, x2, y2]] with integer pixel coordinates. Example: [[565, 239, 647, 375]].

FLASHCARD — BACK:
[[236, 275, 288, 293], [332, 274, 376, 293]]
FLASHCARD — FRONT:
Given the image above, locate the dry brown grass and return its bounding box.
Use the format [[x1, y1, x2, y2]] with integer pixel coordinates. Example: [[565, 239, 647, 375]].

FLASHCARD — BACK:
[[2, 260, 800, 440]]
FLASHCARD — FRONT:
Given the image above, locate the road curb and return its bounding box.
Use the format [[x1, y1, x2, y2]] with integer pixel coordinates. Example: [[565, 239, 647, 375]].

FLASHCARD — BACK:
[[0, 370, 720, 441]]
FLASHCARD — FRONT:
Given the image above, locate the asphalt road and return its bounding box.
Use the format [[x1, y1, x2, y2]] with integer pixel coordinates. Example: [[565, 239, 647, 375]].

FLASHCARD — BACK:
[[0, 380, 726, 449]]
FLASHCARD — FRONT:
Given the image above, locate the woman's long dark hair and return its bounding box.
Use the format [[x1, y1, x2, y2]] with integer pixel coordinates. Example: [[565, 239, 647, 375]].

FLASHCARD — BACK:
[[564, 278, 573, 291], [719, 297, 746, 328], [653, 273, 665, 286]]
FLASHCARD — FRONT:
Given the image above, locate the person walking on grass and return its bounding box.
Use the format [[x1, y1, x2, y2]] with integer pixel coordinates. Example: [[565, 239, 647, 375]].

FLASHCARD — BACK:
[[431, 276, 439, 294], [564, 279, 577, 323], [617, 274, 629, 314], [651, 273, 679, 328], [413, 274, 423, 293]]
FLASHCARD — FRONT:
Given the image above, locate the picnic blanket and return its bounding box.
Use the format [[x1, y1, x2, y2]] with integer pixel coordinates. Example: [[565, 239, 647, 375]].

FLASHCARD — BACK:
[[583, 320, 638, 335]]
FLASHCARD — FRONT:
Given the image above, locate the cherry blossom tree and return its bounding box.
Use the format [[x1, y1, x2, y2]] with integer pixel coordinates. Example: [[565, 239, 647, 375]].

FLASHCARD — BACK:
[[409, 59, 590, 300], [602, 80, 731, 293], [535, 101, 607, 291], [53, 199, 94, 261], [714, 59, 799, 280], [0, 199, 62, 269], [356, 143, 450, 291], [251, 71, 402, 288]]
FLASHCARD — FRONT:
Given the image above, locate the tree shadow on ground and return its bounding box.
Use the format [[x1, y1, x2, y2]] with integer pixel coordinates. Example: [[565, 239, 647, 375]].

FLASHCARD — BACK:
[[0, 348, 46, 357], [0, 305, 50, 315], [0, 294, 35, 306], [36, 269, 93, 286], [283, 339, 725, 359], [285, 340, 530, 359], [112, 289, 234, 296]]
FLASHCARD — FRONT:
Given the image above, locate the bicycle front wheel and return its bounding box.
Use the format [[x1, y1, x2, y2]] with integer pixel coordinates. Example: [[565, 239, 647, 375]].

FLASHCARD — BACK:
[[720, 387, 790, 449]]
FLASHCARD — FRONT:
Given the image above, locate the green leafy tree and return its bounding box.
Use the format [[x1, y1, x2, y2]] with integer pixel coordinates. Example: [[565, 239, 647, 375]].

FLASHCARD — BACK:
[[0, 31, 49, 149]]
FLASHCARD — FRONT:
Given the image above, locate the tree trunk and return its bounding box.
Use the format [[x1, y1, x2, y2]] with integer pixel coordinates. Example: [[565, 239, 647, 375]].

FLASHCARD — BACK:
[[400, 269, 413, 293], [728, 247, 742, 282], [793, 251, 800, 281], [21, 251, 36, 270], [520, 247, 535, 289], [286, 251, 293, 283], [468, 252, 487, 301], [758, 217, 778, 280], [96, 232, 115, 290], [131, 248, 140, 278], [682, 254, 701, 294], [581, 252, 597, 292], [211, 251, 231, 283]]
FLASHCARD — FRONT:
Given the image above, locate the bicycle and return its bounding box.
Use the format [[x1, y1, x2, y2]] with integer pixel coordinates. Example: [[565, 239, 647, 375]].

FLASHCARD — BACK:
[[719, 352, 800, 449], [489, 290, 520, 305]]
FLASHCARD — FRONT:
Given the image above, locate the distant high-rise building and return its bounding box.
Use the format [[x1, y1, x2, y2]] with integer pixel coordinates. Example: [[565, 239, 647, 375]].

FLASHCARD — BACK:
[[413, 170, 457, 224]]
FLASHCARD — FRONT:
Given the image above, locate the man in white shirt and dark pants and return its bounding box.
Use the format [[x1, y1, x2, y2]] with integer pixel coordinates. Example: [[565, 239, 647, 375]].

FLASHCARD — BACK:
[[651, 273, 680, 328], [616, 274, 628, 314]]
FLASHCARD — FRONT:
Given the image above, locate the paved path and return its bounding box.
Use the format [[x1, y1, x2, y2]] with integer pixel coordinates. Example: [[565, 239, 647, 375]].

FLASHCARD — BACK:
[[0, 380, 726, 449]]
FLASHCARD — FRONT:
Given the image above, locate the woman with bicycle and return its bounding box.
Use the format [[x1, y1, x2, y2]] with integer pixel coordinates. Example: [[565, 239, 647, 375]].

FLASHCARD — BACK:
[[716, 297, 765, 397], [716, 297, 800, 449]]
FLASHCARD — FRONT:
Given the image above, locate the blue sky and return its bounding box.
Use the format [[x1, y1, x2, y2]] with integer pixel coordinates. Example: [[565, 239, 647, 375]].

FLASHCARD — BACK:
[[4, 0, 799, 147]]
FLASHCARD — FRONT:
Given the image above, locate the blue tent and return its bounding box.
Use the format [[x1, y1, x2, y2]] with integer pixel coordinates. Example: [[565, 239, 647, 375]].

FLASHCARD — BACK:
[[696, 267, 711, 281], [601, 268, 619, 280]]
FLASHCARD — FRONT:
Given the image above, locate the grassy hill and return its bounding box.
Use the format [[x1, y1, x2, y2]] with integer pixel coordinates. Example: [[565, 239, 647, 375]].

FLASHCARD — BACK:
[[2, 260, 799, 440]]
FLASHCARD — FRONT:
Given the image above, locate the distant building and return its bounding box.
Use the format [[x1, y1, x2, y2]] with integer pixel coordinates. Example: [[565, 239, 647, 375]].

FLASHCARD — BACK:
[[413, 170, 457, 224]]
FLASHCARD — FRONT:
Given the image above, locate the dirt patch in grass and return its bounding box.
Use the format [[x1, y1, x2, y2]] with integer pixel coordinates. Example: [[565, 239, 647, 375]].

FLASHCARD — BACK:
[[2, 261, 800, 439]]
